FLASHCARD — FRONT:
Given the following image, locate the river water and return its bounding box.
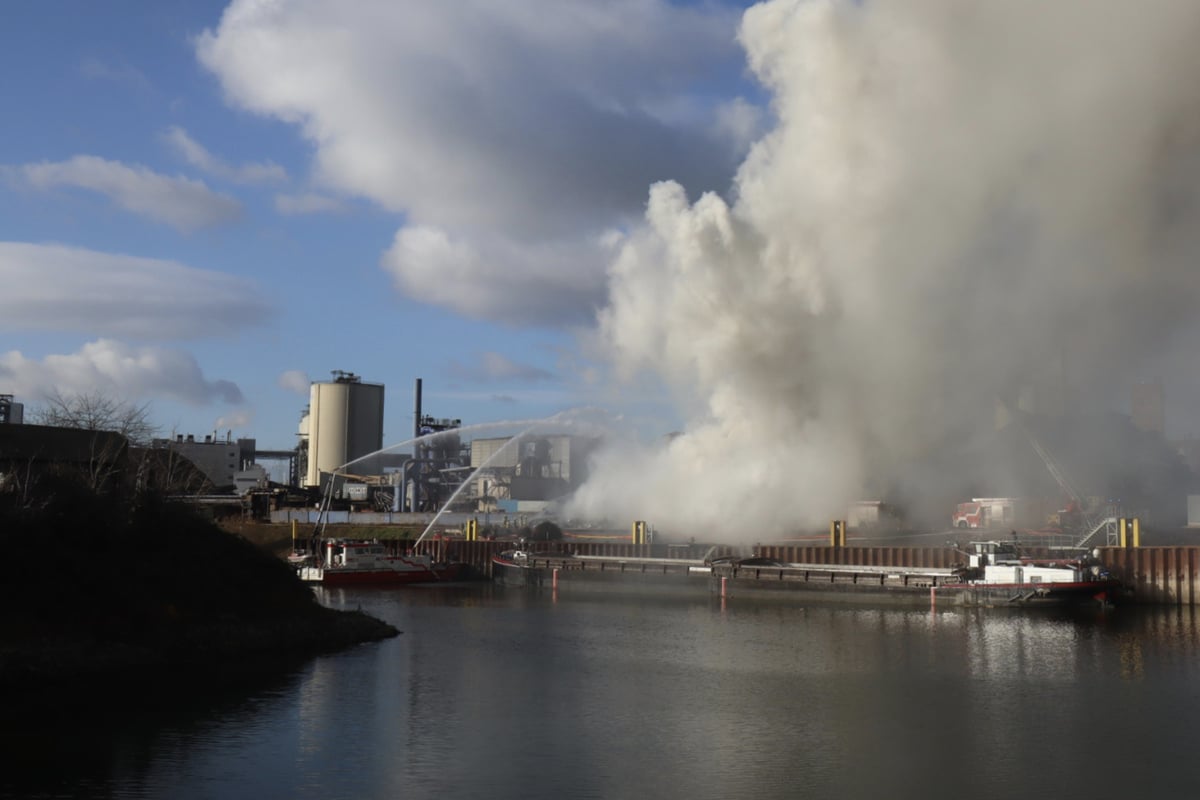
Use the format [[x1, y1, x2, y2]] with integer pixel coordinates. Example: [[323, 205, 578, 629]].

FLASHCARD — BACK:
[[6, 584, 1200, 800]]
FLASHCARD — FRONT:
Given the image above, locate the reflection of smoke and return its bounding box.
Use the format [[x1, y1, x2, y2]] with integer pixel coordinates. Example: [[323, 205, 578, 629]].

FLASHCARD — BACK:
[[568, 0, 1200, 538]]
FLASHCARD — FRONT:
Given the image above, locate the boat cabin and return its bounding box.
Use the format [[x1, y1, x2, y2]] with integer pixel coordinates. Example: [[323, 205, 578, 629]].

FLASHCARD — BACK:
[[967, 541, 1020, 568], [326, 540, 392, 568]]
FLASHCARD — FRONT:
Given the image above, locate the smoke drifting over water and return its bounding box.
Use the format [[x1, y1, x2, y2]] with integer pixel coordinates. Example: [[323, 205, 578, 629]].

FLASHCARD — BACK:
[[567, 0, 1200, 537]]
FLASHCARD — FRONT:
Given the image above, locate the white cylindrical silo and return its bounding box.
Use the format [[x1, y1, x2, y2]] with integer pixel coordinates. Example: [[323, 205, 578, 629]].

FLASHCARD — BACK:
[[304, 373, 384, 487]]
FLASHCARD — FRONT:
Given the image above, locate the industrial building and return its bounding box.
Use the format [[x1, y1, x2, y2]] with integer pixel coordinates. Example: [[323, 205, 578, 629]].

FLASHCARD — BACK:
[[298, 370, 385, 488], [470, 433, 600, 514], [0, 394, 23, 425], [151, 433, 265, 494]]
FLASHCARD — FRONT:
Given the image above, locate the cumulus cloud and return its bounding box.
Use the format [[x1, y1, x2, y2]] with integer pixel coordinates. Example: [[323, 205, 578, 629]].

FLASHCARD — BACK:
[[448, 352, 556, 383], [197, 0, 753, 325], [566, 0, 1200, 538], [164, 126, 287, 184], [277, 369, 310, 395], [0, 242, 270, 339], [18, 155, 241, 231], [382, 225, 608, 326], [0, 340, 243, 406]]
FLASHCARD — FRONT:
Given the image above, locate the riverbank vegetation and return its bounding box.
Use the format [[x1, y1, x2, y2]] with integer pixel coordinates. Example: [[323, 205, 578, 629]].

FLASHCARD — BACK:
[[0, 465, 397, 689]]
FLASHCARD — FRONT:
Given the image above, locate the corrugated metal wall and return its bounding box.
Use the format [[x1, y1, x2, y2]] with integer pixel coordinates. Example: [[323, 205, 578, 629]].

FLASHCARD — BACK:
[[1100, 547, 1200, 606]]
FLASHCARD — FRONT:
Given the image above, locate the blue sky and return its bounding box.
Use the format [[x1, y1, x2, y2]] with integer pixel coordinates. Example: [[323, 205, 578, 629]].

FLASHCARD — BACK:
[[1, 0, 763, 450]]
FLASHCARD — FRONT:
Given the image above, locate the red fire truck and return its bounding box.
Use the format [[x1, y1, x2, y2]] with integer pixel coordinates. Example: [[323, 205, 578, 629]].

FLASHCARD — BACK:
[[952, 497, 1019, 529]]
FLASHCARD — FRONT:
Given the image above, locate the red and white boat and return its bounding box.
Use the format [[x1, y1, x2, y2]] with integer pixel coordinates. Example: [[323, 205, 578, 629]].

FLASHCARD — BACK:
[[940, 541, 1121, 607], [295, 539, 465, 586]]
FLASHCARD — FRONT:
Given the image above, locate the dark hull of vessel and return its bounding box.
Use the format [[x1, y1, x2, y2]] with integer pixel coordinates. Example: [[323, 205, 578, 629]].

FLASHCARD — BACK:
[[935, 579, 1121, 607], [489, 552, 1121, 609], [302, 563, 466, 586], [715, 574, 1121, 608], [491, 556, 546, 587]]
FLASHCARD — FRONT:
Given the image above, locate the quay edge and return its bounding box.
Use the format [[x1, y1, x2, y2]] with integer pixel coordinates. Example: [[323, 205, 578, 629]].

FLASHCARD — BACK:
[[461, 540, 1200, 607], [254, 528, 1200, 607]]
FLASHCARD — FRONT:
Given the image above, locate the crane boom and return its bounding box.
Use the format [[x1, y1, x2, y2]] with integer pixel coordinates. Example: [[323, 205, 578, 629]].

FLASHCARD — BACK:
[[999, 400, 1111, 547]]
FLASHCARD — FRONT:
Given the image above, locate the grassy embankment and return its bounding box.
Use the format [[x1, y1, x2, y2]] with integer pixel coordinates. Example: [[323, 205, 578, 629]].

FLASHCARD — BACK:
[[0, 475, 398, 689]]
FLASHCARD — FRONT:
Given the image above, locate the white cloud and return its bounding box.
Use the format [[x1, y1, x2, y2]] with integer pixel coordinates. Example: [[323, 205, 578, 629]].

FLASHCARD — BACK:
[[164, 126, 287, 185], [0, 242, 270, 340], [197, 0, 751, 325], [381, 225, 607, 326], [274, 191, 345, 215], [277, 369, 310, 395], [19, 155, 241, 231], [0, 340, 243, 406], [447, 352, 556, 383]]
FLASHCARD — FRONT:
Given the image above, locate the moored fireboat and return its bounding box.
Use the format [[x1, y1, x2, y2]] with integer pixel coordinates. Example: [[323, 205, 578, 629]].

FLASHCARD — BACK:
[[939, 541, 1121, 607], [294, 539, 465, 586]]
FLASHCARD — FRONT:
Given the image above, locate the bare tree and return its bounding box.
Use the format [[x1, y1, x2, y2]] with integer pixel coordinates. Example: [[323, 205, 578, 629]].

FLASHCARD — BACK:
[[33, 390, 157, 445]]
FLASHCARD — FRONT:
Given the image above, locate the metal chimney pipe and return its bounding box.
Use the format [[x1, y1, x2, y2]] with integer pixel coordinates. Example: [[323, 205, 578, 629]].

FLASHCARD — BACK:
[[412, 378, 423, 513]]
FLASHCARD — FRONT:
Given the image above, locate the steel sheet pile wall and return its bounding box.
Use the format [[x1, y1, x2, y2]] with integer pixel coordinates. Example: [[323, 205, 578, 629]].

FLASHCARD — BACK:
[[432, 540, 499, 567], [755, 545, 958, 569], [1101, 547, 1200, 606], [427, 540, 961, 572], [568, 542, 653, 559]]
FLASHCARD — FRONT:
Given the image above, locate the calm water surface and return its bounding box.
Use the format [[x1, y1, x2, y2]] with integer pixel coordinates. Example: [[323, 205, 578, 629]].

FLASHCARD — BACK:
[[7, 584, 1200, 799]]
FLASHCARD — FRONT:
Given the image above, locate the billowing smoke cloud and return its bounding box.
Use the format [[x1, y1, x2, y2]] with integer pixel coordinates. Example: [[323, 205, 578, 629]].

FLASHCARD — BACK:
[[568, 0, 1200, 538]]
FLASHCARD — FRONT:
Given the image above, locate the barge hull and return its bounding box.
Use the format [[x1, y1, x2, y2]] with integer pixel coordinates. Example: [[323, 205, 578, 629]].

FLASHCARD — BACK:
[[492, 554, 1118, 608], [300, 565, 463, 585]]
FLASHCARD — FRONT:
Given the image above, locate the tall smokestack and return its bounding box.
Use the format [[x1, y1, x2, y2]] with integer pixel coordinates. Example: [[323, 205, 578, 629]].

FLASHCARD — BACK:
[[413, 378, 423, 513], [414, 378, 423, 441]]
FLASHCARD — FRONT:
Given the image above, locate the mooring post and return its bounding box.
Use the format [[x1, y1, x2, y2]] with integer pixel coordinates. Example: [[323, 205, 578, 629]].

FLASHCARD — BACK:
[[552, 567, 559, 590], [930, 585, 936, 609], [721, 576, 728, 598]]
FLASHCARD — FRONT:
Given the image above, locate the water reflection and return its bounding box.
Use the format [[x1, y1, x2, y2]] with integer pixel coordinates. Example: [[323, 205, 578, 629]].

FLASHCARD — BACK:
[[5, 592, 1200, 799]]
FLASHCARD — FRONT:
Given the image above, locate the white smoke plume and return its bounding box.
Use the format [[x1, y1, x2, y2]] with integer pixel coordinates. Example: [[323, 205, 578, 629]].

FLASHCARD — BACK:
[[568, 0, 1200, 538]]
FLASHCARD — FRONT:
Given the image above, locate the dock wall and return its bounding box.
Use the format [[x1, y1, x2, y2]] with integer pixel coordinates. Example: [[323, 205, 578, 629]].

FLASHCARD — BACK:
[[1099, 547, 1200, 606], [754, 544, 959, 569]]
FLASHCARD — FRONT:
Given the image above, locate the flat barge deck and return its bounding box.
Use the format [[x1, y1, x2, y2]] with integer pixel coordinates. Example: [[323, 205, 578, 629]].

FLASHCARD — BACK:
[[492, 552, 971, 605]]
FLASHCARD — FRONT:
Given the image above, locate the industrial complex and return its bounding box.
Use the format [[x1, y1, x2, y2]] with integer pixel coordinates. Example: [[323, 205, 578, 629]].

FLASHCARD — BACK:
[[4, 372, 1200, 540], [1, 374, 600, 528]]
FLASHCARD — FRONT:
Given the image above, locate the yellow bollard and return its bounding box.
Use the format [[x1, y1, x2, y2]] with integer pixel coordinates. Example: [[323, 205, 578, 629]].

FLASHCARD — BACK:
[[1119, 518, 1140, 548]]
